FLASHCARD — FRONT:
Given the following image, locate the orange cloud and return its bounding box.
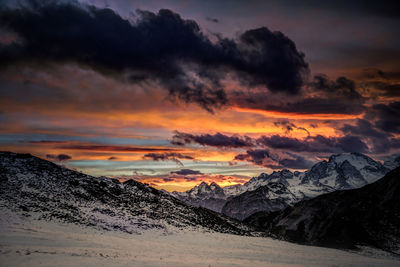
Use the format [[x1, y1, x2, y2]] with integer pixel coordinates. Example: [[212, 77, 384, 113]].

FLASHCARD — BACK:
[[119, 172, 250, 192]]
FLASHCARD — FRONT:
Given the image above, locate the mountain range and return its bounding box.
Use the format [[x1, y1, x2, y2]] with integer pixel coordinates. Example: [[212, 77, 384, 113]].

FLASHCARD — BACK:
[[1, 151, 399, 255], [173, 153, 394, 220], [0, 152, 255, 235]]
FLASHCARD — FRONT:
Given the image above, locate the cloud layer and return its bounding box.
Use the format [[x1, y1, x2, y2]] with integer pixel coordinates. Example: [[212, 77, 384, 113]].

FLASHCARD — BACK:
[[46, 153, 72, 161], [0, 0, 308, 112], [143, 152, 195, 166]]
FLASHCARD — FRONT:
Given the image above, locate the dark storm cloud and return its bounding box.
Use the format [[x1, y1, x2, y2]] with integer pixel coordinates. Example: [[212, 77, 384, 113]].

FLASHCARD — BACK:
[[234, 149, 313, 169], [171, 131, 254, 148], [286, 0, 400, 19], [358, 68, 400, 97], [313, 135, 368, 154], [311, 75, 363, 100], [274, 120, 310, 135], [257, 135, 369, 154], [234, 149, 275, 166], [233, 74, 366, 115], [263, 97, 365, 115], [257, 135, 307, 151], [264, 75, 365, 115], [277, 152, 314, 169], [233, 133, 369, 167], [360, 68, 400, 80], [143, 152, 194, 166], [365, 102, 400, 134], [46, 153, 72, 161], [340, 119, 400, 153], [172, 129, 369, 154], [363, 81, 400, 97], [341, 119, 386, 139], [205, 16, 219, 23], [0, 0, 308, 112], [171, 169, 203, 175]]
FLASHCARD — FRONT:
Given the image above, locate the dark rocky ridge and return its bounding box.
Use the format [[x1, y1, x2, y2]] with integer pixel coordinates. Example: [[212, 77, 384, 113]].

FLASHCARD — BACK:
[[221, 182, 298, 221], [244, 167, 400, 253], [0, 152, 257, 235]]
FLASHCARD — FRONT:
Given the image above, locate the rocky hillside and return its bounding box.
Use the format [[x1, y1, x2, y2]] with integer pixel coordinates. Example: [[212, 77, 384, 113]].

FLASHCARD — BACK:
[[245, 167, 400, 254], [0, 152, 256, 235], [222, 182, 299, 221]]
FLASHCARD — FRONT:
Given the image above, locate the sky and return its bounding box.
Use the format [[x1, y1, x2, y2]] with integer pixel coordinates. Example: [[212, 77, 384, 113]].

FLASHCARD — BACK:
[[0, 0, 399, 191]]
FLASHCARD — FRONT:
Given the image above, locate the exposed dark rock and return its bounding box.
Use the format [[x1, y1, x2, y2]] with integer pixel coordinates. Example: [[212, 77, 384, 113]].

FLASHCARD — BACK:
[[245, 167, 400, 254], [222, 182, 298, 220]]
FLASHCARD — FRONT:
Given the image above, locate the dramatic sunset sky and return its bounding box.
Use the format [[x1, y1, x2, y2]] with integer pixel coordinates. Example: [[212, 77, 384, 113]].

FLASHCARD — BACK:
[[0, 0, 399, 191]]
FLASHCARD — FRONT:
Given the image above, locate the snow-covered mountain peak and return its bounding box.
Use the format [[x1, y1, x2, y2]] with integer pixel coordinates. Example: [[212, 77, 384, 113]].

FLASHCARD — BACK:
[[197, 181, 209, 190], [171, 182, 230, 212], [268, 169, 294, 180], [257, 173, 268, 179], [209, 181, 221, 190], [187, 181, 223, 195], [328, 152, 381, 170], [242, 169, 295, 191], [220, 152, 393, 220], [302, 152, 389, 188], [253, 169, 293, 182], [171, 152, 393, 220], [170, 181, 227, 212], [384, 154, 400, 170]]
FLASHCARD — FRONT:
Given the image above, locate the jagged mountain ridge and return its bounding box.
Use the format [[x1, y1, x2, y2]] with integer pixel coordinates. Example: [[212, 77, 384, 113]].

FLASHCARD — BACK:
[[174, 153, 392, 220], [172, 170, 304, 214], [171, 181, 228, 212], [244, 167, 400, 254], [223, 153, 391, 220], [221, 182, 299, 221], [0, 152, 255, 235], [300, 153, 390, 189], [384, 154, 400, 170]]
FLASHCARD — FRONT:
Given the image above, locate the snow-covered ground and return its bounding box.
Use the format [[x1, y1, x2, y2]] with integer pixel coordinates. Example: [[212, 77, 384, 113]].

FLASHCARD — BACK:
[[0, 210, 398, 267]]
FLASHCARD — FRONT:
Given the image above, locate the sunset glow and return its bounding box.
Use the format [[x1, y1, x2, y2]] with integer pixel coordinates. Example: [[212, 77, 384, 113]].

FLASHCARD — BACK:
[[0, 0, 399, 192]]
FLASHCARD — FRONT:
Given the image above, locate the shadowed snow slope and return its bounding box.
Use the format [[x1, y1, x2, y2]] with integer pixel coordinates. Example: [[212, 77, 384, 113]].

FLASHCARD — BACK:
[[245, 167, 400, 254], [0, 152, 254, 235]]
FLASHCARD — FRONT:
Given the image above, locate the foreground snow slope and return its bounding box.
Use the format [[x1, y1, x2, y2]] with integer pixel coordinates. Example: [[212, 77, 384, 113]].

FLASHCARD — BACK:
[[0, 210, 398, 267]]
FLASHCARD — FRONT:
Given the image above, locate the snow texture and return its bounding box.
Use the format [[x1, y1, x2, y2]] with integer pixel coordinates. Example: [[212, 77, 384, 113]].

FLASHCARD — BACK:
[[0, 209, 399, 267]]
